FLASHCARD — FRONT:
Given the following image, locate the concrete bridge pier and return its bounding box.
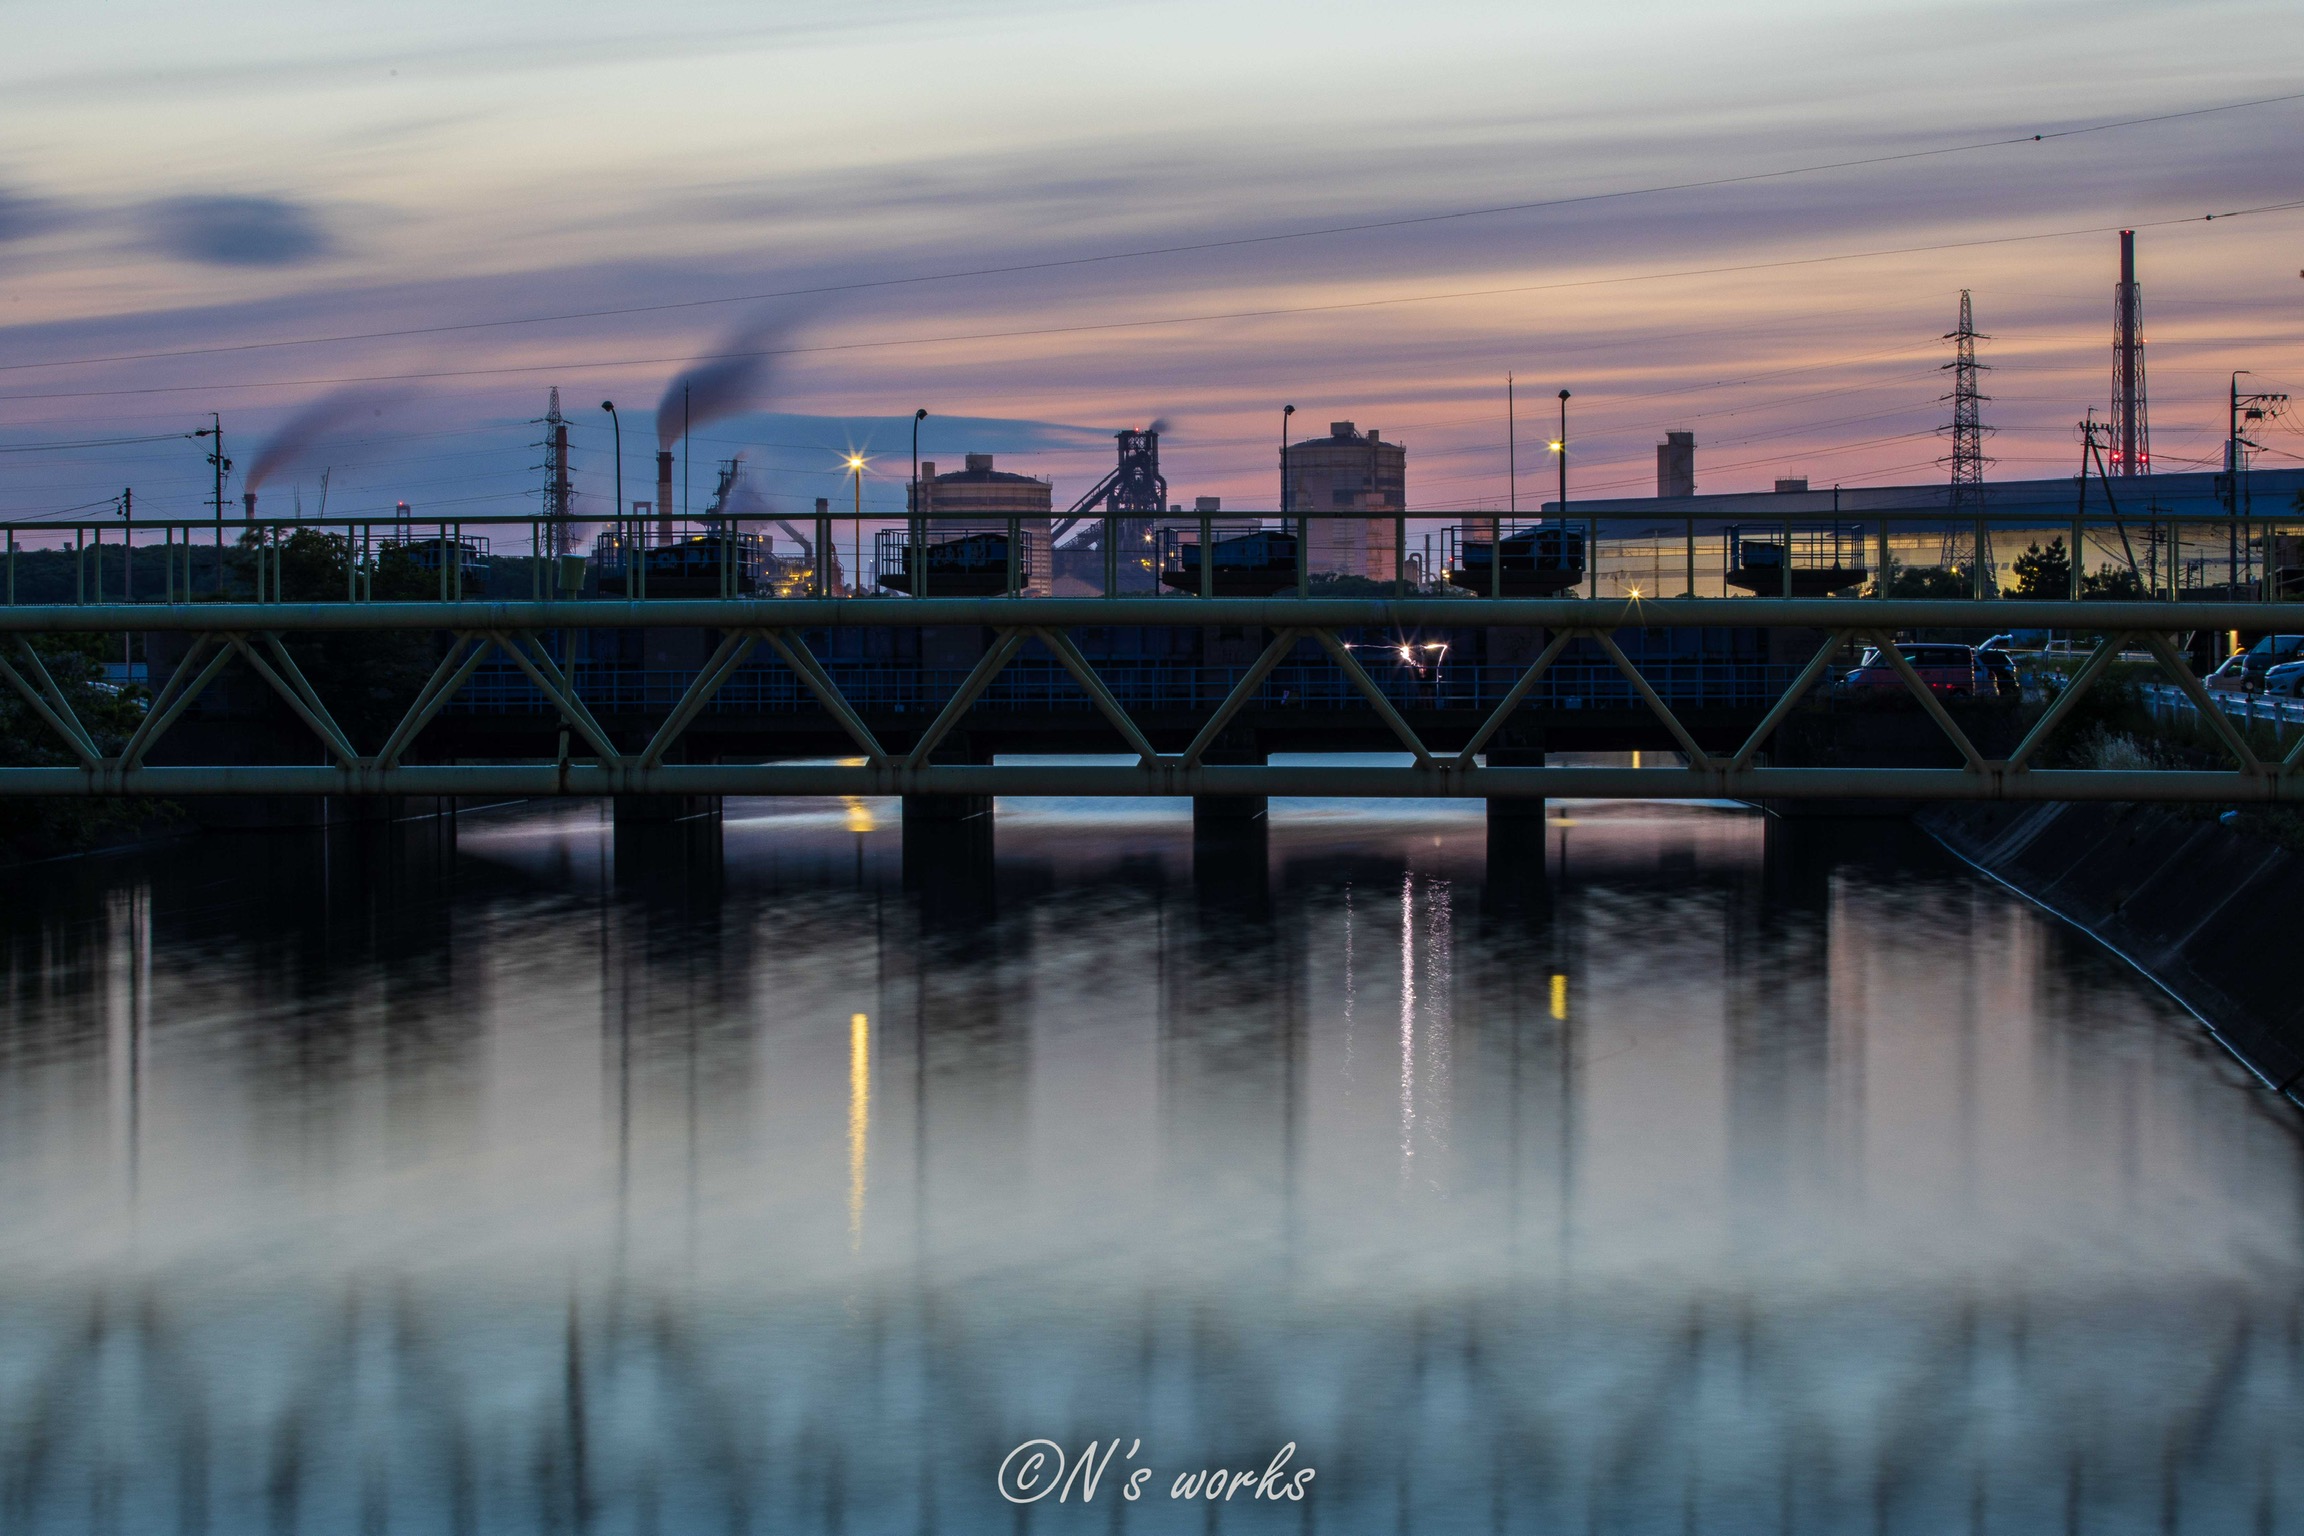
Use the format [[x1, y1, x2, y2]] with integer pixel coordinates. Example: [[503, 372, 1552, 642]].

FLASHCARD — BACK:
[[1192, 747, 1267, 836], [902, 738, 997, 834], [1484, 744, 1547, 892], [902, 742, 998, 925], [1192, 748, 1270, 917], [902, 801, 995, 930], [613, 793, 721, 826]]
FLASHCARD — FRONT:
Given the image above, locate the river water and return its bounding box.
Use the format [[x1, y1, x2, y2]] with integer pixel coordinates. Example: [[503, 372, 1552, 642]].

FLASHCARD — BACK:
[[2, 784, 2300, 1534]]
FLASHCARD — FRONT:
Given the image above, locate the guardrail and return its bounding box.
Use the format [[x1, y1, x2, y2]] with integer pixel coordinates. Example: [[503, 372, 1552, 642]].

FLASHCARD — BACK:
[[0, 597, 2299, 802]]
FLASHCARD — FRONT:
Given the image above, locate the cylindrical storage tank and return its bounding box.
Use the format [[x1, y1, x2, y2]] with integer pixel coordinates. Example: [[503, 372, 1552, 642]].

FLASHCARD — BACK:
[[1278, 421, 1407, 580]]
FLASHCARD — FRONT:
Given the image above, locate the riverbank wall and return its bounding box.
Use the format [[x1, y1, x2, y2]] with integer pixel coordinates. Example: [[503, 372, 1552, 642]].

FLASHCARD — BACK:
[[1920, 801, 2304, 1102]]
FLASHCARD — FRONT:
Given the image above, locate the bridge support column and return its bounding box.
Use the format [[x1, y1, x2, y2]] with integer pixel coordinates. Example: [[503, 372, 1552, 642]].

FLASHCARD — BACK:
[[1485, 745, 1547, 883], [614, 793, 721, 826], [902, 802, 995, 928], [1193, 748, 1269, 915], [1192, 747, 1267, 835], [902, 740, 997, 922], [901, 791, 995, 826]]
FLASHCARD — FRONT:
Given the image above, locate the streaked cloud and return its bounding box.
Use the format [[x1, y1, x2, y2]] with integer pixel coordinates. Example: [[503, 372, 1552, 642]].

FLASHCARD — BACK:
[[0, 0, 2299, 521], [141, 195, 330, 267]]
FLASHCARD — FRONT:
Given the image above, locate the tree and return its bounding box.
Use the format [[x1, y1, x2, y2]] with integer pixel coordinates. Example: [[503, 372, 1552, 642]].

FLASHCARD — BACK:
[[1878, 564, 1974, 600], [2081, 564, 2146, 600], [2011, 538, 2071, 598], [229, 528, 444, 750]]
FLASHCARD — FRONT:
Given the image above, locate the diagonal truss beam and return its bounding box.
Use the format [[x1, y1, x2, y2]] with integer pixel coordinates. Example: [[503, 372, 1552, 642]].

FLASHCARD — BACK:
[[1864, 631, 1986, 771], [1032, 627, 1158, 765], [637, 630, 759, 770], [2005, 631, 2128, 770], [489, 631, 623, 764], [2143, 631, 2262, 773], [375, 634, 490, 769], [227, 634, 360, 766], [1183, 628, 1300, 768], [1725, 631, 1848, 771], [0, 642, 101, 768], [904, 628, 1027, 771], [1312, 630, 1432, 766], [757, 630, 889, 767], [1455, 628, 1577, 769], [1590, 629, 1714, 769], [119, 638, 234, 770]]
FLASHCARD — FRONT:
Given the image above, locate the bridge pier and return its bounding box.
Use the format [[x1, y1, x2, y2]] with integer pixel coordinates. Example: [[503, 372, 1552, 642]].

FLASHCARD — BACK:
[[1191, 747, 1270, 915], [902, 803, 996, 929], [613, 793, 721, 826], [1484, 744, 1547, 877], [1192, 747, 1267, 835]]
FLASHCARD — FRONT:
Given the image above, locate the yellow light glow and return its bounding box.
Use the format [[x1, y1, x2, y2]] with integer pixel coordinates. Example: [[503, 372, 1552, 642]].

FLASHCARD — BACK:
[[848, 1012, 871, 1248], [845, 455, 866, 471], [1547, 440, 1563, 453], [1626, 585, 1642, 598], [1549, 973, 1568, 1021]]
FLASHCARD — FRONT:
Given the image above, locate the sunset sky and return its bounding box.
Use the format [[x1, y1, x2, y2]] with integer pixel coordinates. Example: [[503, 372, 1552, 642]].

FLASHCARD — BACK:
[[1, 0, 2300, 524]]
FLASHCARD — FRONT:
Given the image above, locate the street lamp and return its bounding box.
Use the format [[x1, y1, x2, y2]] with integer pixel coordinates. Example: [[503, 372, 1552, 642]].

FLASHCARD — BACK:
[[912, 408, 928, 598], [1553, 390, 1582, 596], [847, 453, 867, 592], [1280, 404, 1296, 515], [600, 401, 623, 582]]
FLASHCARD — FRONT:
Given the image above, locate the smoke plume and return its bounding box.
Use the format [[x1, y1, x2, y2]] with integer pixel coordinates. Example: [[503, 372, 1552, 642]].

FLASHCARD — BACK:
[[246, 387, 409, 491], [656, 315, 792, 450]]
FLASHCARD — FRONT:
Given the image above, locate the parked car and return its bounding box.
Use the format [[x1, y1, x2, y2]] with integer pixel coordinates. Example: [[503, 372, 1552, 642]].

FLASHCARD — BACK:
[[2207, 633, 2304, 693], [2206, 651, 2253, 693], [1833, 642, 1993, 699], [2263, 659, 2304, 698], [1977, 648, 2020, 698]]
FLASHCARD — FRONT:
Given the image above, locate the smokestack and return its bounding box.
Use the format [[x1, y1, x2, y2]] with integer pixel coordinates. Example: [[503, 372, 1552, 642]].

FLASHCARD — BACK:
[[655, 450, 674, 542], [1656, 431, 1695, 498], [2114, 229, 2146, 476], [242, 491, 257, 520]]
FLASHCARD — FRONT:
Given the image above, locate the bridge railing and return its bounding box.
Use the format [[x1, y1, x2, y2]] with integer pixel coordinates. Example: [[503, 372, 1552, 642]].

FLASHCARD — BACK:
[[0, 594, 2299, 801], [1, 503, 2296, 605]]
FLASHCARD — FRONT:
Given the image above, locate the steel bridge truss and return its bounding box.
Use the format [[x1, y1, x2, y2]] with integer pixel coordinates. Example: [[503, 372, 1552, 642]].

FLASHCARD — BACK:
[[0, 598, 2299, 802]]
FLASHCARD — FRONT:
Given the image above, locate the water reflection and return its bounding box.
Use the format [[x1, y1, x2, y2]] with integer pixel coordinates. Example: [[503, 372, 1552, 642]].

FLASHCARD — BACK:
[[1, 797, 2300, 1533]]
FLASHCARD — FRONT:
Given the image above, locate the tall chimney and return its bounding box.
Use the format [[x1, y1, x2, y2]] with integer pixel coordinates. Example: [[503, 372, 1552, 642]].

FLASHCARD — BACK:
[[241, 491, 257, 520], [2114, 229, 2145, 476], [655, 450, 674, 542]]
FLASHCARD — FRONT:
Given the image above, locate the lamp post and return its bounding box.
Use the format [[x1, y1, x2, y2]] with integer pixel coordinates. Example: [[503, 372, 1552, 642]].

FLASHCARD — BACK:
[[1280, 404, 1295, 515], [912, 408, 928, 598], [600, 401, 623, 587], [848, 454, 867, 592], [1548, 390, 1583, 596]]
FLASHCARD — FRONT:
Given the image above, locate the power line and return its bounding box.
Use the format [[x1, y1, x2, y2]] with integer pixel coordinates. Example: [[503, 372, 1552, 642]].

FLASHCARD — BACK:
[[8, 198, 2303, 409], [7, 87, 2303, 378], [0, 432, 193, 453]]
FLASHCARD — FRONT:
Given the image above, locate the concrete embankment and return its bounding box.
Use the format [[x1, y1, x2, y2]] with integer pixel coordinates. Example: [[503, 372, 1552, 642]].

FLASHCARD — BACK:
[[1920, 801, 2304, 1101]]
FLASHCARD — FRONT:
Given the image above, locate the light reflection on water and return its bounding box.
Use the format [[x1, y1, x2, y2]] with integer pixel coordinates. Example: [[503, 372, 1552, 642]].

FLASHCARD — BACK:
[[1, 790, 2300, 1533]]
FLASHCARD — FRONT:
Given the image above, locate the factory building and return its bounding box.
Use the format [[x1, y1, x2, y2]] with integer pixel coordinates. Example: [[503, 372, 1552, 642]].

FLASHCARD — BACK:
[[1283, 421, 1406, 580], [908, 454, 1054, 594]]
